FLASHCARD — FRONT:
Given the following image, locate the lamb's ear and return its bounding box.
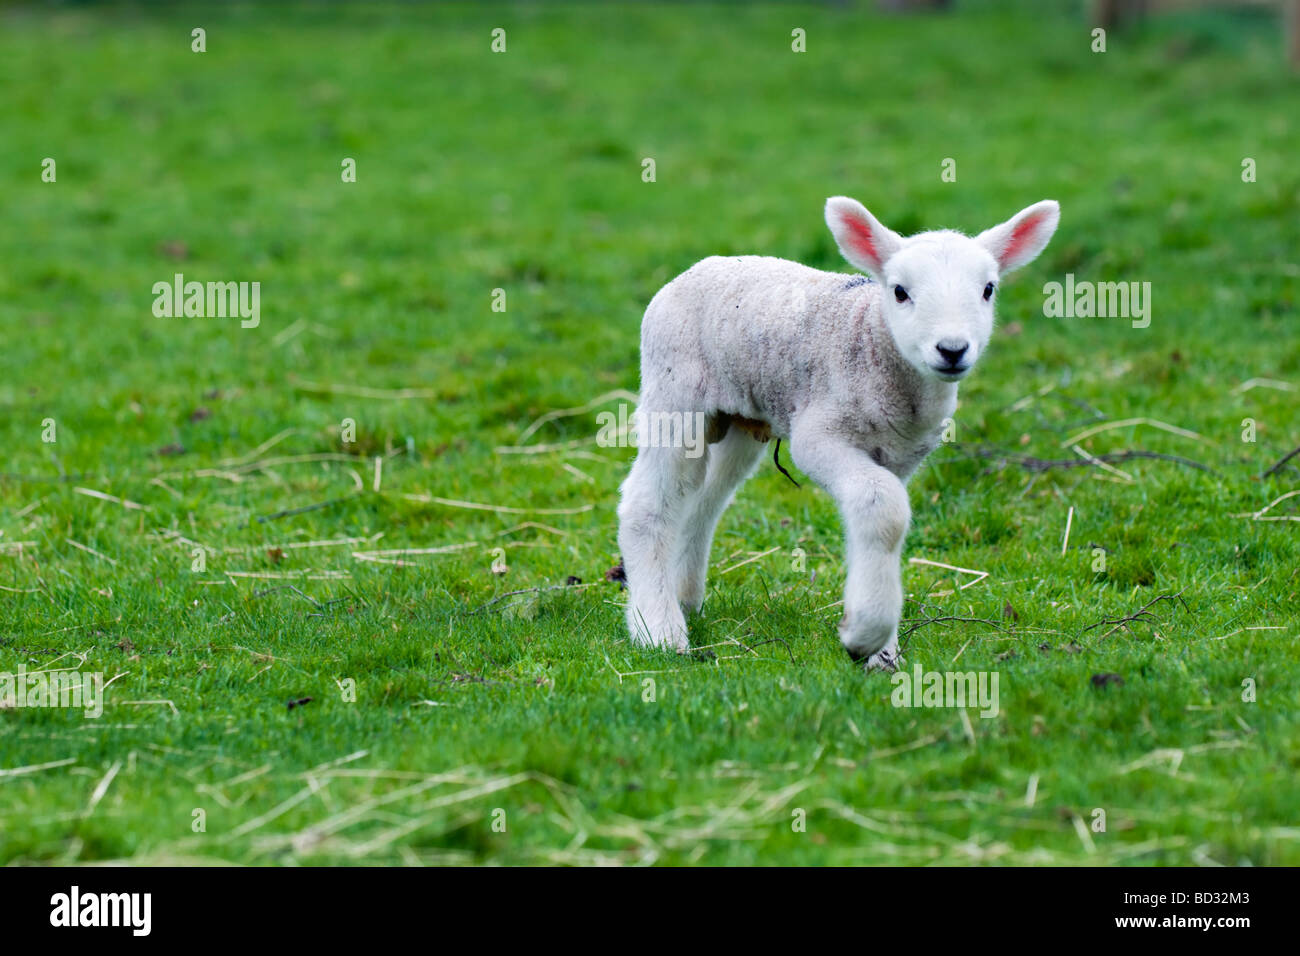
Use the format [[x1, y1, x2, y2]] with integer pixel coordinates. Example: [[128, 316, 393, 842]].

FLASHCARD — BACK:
[[824, 196, 902, 277], [976, 200, 1060, 274]]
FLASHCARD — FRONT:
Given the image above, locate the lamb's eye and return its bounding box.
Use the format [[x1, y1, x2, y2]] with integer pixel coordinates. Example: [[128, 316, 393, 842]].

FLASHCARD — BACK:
[[983, 282, 995, 301], [894, 285, 909, 303]]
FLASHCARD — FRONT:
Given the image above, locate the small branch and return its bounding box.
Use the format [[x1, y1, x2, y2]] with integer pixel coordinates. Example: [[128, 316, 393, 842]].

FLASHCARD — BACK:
[[251, 585, 347, 612], [745, 637, 797, 665], [257, 493, 360, 523], [472, 580, 597, 614], [1081, 589, 1189, 640], [960, 445, 1219, 477], [0, 472, 86, 484], [1060, 417, 1205, 448], [898, 601, 1007, 639], [1262, 443, 1300, 479]]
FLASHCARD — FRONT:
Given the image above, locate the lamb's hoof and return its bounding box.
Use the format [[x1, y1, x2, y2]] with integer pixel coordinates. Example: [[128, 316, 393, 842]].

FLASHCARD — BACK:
[[633, 633, 689, 654], [862, 646, 901, 674], [629, 624, 690, 654]]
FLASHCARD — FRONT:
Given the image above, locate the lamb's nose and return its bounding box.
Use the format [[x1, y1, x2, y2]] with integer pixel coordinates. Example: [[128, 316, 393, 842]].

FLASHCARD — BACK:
[[936, 340, 969, 366]]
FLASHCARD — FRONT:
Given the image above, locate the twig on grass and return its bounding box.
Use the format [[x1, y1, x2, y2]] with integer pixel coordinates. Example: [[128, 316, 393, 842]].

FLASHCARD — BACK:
[[1006, 382, 1055, 413], [352, 543, 478, 566], [161, 452, 396, 483], [1071, 814, 1097, 854], [1262, 443, 1300, 478], [15, 499, 42, 518], [1070, 444, 1133, 482], [219, 427, 299, 466], [82, 760, 122, 819], [1233, 489, 1300, 522], [230, 779, 325, 837], [719, 545, 782, 575], [1211, 625, 1286, 642], [495, 521, 569, 538], [602, 654, 675, 684], [472, 580, 598, 614], [0, 472, 85, 484], [223, 535, 379, 554], [516, 389, 639, 443], [1117, 739, 1247, 775], [257, 493, 360, 523], [402, 493, 593, 516], [226, 569, 351, 581], [289, 377, 439, 400], [122, 699, 180, 716], [961, 445, 1218, 477], [66, 538, 117, 566], [22, 648, 92, 673], [0, 758, 78, 778], [899, 608, 1006, 639], [744, 637, 797, 665], [1081, 588, 1189, 640], [561, 462, 595, 484], [153, 529, 222, 555], [1060, 417, 1206, 448], [1024, 773, 1039, 809], [493, 436, 602, 455], [251, 584, 347, 612], [74, 487, 151, 511], [1232, 377, 1295, 394], [908, 557, 990, 590]]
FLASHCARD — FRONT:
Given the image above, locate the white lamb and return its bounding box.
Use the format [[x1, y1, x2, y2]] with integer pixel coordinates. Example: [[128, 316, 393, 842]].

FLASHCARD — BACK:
[[616, 196, 1060, 670]]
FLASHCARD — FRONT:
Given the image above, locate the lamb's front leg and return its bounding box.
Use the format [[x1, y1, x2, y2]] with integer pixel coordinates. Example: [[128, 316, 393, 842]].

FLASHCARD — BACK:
[[789, 423, 910, 671]]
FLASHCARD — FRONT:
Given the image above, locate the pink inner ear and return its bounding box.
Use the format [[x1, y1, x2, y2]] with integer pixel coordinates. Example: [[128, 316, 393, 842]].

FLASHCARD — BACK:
[[1000, 212, 1045, 266], [842, 212, 878, 265]]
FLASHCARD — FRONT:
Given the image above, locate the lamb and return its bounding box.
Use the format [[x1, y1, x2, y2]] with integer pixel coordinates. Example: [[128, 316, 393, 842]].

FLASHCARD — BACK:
[[616, 196, 1060, 670]]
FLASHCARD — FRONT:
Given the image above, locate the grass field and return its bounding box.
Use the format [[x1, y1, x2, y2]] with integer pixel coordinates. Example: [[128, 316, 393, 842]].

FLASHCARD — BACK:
[[1, 0, 1298, 865]]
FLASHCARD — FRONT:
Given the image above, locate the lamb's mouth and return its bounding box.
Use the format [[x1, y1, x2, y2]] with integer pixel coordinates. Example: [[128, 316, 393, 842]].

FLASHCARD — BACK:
[[930, 363, 970, 381]]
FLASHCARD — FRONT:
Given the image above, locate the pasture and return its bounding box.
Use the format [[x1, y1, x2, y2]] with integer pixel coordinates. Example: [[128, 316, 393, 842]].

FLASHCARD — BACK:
[[0, 0, 1297, 865]]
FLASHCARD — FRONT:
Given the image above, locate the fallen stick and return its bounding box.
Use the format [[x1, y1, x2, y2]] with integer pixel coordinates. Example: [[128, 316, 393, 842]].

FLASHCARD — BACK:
[[1262, 443, 1300, 478]]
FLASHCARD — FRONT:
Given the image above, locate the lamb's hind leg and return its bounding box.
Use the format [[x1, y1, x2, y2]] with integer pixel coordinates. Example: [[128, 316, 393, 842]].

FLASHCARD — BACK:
[[617, 441, 707, 651], [676, 426, 766, 612]]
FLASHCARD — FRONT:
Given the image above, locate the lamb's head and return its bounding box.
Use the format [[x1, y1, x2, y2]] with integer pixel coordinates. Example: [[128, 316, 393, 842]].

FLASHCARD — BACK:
[[825, 197, 1060, 383]]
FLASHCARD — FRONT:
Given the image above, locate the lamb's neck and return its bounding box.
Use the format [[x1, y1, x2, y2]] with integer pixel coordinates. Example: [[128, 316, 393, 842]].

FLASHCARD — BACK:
[[913, 374, 960, 425], [861, 310, 958, 428]]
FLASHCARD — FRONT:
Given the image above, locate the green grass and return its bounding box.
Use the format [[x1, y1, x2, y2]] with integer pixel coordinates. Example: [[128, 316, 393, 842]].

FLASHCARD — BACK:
[[1, 0, 1298, 865]]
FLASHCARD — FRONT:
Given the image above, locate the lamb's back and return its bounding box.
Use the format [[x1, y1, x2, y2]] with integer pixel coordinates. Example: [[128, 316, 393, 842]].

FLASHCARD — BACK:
[[639, 256, 878, 427], [644, 255, 872, 357]]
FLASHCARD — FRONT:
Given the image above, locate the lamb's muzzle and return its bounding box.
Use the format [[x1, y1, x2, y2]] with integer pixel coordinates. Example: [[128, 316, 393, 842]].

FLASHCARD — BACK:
[[617, 196, 1060, 668]]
